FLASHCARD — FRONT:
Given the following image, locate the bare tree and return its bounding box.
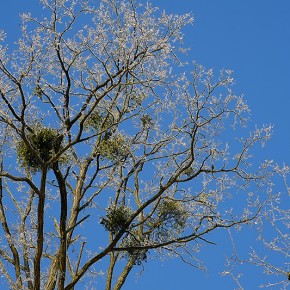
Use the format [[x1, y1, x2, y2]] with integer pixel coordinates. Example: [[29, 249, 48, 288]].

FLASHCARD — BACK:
[[0, 0, 281, 289]]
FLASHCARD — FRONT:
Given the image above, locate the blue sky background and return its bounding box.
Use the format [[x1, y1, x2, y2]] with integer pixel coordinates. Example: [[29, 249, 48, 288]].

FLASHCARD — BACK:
[[0, 1, 290, 289]]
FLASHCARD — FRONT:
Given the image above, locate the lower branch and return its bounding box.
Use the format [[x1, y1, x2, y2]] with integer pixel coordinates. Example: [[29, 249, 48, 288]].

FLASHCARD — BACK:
[[113, 259, 135, 290]]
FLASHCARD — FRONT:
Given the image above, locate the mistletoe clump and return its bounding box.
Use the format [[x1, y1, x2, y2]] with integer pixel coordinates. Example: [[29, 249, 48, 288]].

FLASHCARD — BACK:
[[98, 134, 129, 161], [158, 199, 187, 229], [121, 234, 148, 265], [17, 127, 62, 170], [146, 199, 188, 239], [140, 114, 153, 129], [85, 111, 114, 132], [101, 204, 132, 235]]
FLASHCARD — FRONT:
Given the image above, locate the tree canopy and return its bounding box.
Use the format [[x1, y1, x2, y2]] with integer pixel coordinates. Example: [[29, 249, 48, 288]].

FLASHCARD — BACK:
[[0, 0, 288, 289]]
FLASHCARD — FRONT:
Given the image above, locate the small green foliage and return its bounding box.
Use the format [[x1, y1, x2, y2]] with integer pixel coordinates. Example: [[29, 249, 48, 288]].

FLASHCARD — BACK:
[[98, 134, 129, 161], [146, 199, 187, 240], [121, 234, 147, 265], [85, 111, 114, 131], [17, 127, 62, 170], [101, 204, 148, 264], [101, 204, 132, 235], [147, 199, 188, 238], [140, 114, 153, 128], [129, 93, 143, 109], [33, 84, 42, 99], [86, 111, 102, 129], [158, 199, 187, 229]]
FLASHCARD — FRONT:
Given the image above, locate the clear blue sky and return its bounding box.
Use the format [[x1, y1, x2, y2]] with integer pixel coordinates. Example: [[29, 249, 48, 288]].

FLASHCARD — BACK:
[[1, 1, 289, 289]]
